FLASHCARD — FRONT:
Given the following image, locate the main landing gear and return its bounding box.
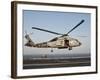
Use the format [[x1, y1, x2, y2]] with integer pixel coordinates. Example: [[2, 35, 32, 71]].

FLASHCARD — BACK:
[[51, 48, 53, 52], [69, 47, 72, 50]]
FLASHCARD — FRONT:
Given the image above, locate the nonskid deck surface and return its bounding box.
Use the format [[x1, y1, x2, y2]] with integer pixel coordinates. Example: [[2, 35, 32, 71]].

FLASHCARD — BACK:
[[23, 57, 91, 69]]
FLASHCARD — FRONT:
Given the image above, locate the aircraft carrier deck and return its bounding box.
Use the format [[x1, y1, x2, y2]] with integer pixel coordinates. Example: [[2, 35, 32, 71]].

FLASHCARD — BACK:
[[23, 56, 91, 69]]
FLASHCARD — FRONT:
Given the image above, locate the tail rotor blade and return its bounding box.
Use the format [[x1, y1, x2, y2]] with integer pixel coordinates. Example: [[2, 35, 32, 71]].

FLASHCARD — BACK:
[[29, 32, 33, 35], [25, 30, 27, 35]]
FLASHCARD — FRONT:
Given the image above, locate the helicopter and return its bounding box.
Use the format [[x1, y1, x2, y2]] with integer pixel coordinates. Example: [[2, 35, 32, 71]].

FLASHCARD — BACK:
[[25, 19, 84, 52]]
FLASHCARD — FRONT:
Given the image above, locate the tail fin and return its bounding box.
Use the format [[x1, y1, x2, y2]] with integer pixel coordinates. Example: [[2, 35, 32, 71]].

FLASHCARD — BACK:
[[25, 34, 35, 47]]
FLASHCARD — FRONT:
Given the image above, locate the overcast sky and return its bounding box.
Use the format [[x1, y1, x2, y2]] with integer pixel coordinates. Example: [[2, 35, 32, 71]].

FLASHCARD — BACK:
[[23, 10, 91, 56]]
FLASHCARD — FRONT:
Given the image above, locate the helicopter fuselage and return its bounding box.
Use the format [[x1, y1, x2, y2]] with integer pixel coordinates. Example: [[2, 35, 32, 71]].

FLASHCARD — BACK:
[[25, 20, 84, 50], [25, 35, 81, 50]]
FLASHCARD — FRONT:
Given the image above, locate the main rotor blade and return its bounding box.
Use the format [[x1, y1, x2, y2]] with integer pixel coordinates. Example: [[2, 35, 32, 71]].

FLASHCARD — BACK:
[[63, 20, 85, 36], [32, 27, 63, 35]]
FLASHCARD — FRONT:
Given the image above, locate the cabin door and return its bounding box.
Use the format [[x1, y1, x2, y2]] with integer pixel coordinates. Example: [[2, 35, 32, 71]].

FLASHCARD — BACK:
[[65, 40, 69, 47]]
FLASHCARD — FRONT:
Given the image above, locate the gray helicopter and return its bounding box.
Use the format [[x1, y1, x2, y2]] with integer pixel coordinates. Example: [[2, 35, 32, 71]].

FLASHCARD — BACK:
[[25, 20, 84, 52]]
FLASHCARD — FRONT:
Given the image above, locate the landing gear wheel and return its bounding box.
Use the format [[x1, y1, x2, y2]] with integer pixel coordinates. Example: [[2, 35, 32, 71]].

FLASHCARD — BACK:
[[51, 48, 53, 52], [69, 47, 72, 50]]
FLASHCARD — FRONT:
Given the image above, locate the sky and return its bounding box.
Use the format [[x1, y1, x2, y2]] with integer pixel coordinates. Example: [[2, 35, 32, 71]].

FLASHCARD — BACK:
[[23, 10, 91, 56]]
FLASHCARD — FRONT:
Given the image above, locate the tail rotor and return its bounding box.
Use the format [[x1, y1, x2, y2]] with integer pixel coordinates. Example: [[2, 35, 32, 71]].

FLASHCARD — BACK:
[[24, 30, 35, 47]]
